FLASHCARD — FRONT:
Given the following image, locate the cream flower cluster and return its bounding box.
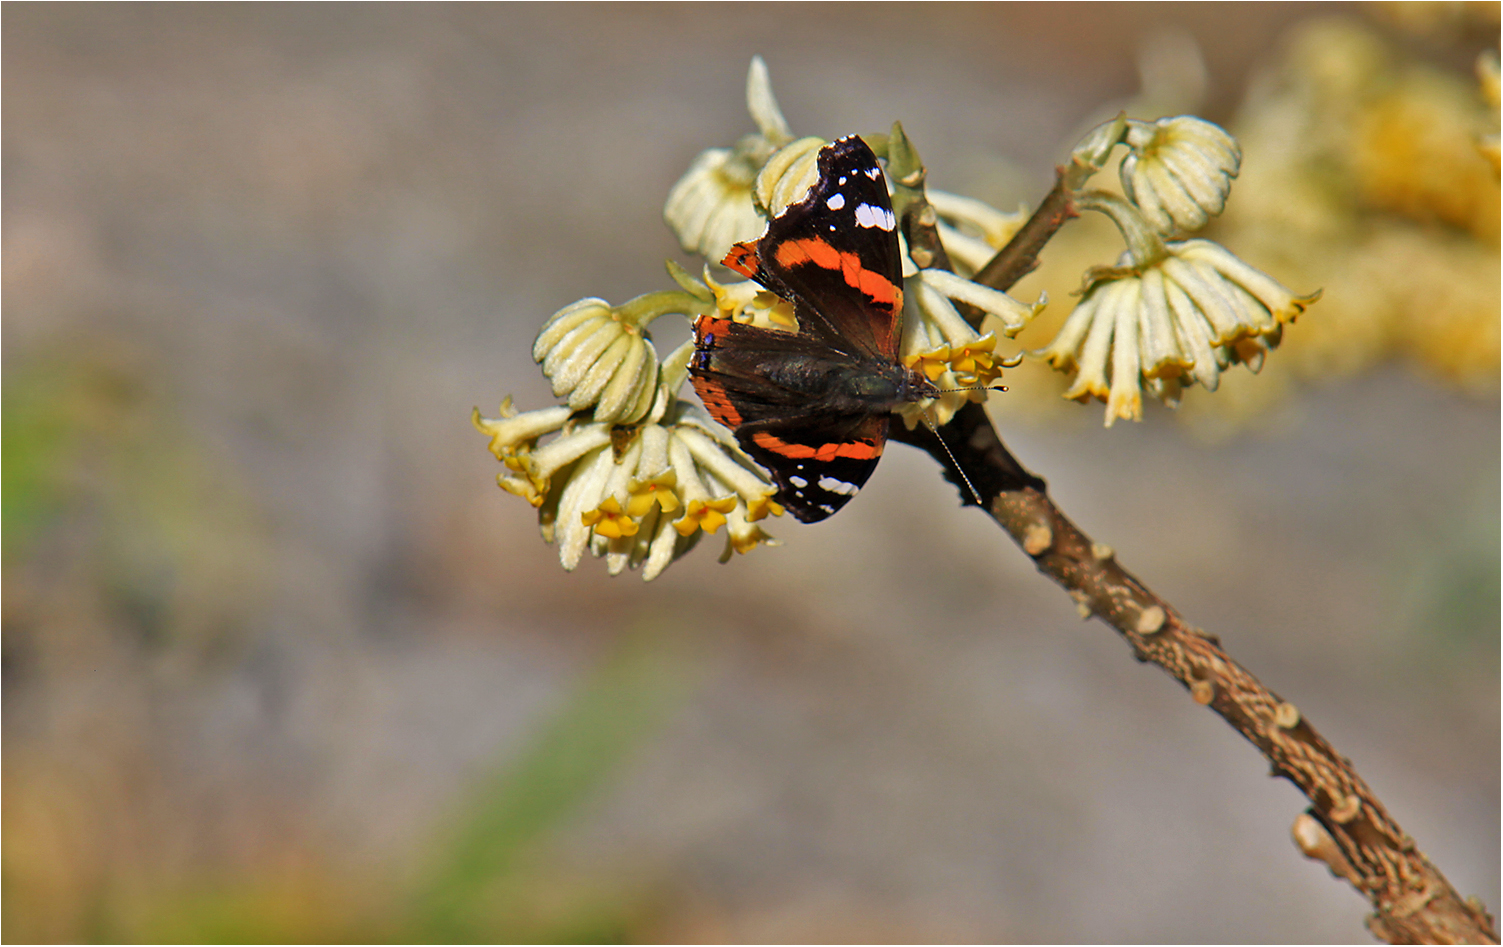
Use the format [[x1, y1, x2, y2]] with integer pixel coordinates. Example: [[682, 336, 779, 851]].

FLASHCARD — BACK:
[[475, 332, 784, 581], [663, 56, 794, 263], [1035, 114, 1319, 425], [485, 53, 1045, 580], [897, 268, 1040, 427], [1038, 240, 1319, 425], [1120, 116, 1241, 236], [924, 189, 1029, 276], [534, 296, 662, 425]]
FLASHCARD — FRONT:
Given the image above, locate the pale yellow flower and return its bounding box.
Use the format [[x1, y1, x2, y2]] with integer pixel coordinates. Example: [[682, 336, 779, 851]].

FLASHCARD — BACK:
[[664, 147, 771, 264], [1038, 240, 1319, 426], [533, 293, 695, 425], [1120, 116, 1241, 236], [581, 496, 639, 539], [472, 396, 572, 464], [752, 136, 826, 219], [478, 340, 783, 579], [895, 268, 1041, 427], [703, 266, 797, 329], [926, 189, 1027, 275], [675, 496, 738, 537], [472, 399, 612, 508], [625, 468, 680, 518], [719, 504, 782, 562]]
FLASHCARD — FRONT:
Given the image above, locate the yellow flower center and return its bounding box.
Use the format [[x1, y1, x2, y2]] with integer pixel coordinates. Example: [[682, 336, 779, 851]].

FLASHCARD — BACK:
[[743, 493, 785, 522], [626, 470, 681, 518], [904, 345, 952, 382], [674, 496, 738, 536], [581, 496, 640, 538]]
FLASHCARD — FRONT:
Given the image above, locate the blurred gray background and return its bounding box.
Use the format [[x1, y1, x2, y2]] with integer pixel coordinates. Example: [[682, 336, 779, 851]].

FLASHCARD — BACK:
[[4, 4, 1497, 942]]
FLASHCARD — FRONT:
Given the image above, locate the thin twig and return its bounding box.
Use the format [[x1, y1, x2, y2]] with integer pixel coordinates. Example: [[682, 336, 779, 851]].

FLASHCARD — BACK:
[[970, 168, 1078, 291]]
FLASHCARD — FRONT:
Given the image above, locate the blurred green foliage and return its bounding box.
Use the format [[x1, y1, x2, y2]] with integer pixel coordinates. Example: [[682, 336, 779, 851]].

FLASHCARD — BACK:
[[2, 353, 119, 562], [408, 626, 694, 943], [134, 627, 695, 944], [2, 345, 269, 657]]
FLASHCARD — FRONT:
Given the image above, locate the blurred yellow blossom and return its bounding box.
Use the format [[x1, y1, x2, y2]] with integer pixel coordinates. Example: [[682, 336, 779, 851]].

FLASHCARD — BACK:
[[1213, 15, 1499, 399]]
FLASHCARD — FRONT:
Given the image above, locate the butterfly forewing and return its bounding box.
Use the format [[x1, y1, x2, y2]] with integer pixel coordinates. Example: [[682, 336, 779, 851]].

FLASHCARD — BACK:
[[734, 136, 905, 361]]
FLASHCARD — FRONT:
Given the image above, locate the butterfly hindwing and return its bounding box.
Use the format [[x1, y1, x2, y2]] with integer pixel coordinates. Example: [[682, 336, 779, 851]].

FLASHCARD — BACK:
[[690, 316, 894, 522], [738, 414, 889, 522], [689, 317, 835, 428]]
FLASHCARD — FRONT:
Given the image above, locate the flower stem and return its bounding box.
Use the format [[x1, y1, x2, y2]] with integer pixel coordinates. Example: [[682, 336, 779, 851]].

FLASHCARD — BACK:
[[969, 169, 1079, 299], [1073, 189, 1167, 269]]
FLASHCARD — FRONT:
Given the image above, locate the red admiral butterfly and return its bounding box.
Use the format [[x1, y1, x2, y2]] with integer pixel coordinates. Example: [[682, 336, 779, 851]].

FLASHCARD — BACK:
[[689, 135, 940, 523]]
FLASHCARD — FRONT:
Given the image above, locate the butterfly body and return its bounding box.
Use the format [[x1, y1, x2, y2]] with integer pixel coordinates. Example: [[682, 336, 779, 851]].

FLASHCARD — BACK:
[[689, 135, 937, 523]]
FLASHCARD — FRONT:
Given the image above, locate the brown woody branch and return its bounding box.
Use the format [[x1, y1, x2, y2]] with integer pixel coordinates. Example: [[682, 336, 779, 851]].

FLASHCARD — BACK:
[[969, 168, 1078, 291], [890, 167, 1498, 944]]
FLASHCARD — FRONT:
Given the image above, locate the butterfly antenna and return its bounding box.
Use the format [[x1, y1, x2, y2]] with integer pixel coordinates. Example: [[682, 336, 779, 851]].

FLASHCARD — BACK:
[[918, 381, 1010, 506], [921, 415, 984, 509]]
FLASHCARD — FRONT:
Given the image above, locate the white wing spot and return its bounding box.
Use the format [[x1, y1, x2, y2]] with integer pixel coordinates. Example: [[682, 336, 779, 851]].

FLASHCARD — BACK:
[[865, 167, 882, 180], [838, 175, 848, 185], [854, 202, 896, 231], [825, 193, 846, 210], [789, 475, 809, 488], [818, 476, 859, 496]]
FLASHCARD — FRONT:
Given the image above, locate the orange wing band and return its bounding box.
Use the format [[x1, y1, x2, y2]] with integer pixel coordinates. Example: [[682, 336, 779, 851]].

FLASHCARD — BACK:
[[772, 238, 901, 311], [751, 431, 881, 461]]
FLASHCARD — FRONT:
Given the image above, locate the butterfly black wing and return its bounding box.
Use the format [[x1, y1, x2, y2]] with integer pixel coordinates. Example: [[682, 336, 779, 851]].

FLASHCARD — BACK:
[[690, 316, 889, 522], [724, 136, 905, 362]]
